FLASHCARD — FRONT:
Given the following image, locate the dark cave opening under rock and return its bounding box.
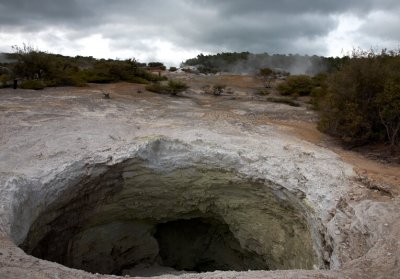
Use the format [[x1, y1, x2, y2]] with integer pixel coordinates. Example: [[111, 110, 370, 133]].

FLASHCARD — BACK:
[[154, 218, 268, 272], [19, 161, 322, 276]]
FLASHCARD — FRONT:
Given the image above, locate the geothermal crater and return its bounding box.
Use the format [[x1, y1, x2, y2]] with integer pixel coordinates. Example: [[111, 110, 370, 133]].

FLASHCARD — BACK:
[[20, 158, 319, 276], [1, 82, 399, 278]]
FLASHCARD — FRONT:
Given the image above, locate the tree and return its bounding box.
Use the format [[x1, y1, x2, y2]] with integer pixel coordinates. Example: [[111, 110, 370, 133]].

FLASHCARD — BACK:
[[317, 49, 400, 149], [376, 80, 400, 148], [10, 44, 53, 80], [259, 67, 274, 88]]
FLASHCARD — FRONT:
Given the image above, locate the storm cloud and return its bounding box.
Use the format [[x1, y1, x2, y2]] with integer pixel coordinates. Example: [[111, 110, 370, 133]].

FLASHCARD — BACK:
[[0, 0, 399, 65]]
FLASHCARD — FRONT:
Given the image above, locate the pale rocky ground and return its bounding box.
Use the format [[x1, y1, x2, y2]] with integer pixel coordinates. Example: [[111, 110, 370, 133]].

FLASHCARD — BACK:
[[0, 75, 399, 279]]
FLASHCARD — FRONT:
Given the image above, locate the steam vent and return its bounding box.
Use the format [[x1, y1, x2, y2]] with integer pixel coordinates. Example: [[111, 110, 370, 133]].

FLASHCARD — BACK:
[[1, 84, 399, 279]]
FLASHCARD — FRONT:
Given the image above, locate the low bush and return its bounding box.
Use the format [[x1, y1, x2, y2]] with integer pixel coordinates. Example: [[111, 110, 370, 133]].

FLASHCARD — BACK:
[[129, 76, 150, 84], [255, 88, 271, 96], [0, 74, 12, 88], [145, 83, 170, 94], [146, 80, 188, 96], [168, 80, 188, 95], [212, 84, 226, 96], [277, 75, 314, 96], [266, 96, 300, 107], [20, 80, 45, 90]]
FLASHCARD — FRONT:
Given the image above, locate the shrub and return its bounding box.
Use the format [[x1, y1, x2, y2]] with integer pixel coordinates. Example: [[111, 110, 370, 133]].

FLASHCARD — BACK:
[[169, 67, 178, 72], [146, 80, 189, 96], [317, 49, 400, 147], [259, 67, 274, 77], [168, 80, 188, 95], [256, 88, 270, 96], [266, 96, 300, 107], [277, 75, 314, 96], [129, 77, 150, 84], [148, 62, 165, 68], [0, 74, 12, 88], [212, 84, 226, 96], [20, 80, 45, 90], [145, 83, 170, 94]]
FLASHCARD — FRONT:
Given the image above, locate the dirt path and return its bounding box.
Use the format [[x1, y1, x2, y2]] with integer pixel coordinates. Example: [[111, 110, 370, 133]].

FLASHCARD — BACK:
[[270, 120, 400, 193]]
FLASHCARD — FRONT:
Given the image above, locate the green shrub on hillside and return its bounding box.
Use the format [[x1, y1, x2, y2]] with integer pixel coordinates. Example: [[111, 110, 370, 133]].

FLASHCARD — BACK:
[[317, 49, 400, 148], [146, 80, 188, 96], [145, 83, 169, 94], [212, 84, 226, 96], [277, 75, 314, 96], [168, 80, 189, 95], [0, 74, 12, 88], [20, 80, 45, 90], [7, 44, 166, 89]]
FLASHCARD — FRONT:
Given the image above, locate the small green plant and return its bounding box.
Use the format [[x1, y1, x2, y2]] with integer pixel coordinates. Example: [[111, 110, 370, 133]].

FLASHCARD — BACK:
[[212, 84, 226, 96], [0, 74, 12, 88], [20, 80, 45, 90], [169, 66, 178, 72], [256, 88, 270, 96]]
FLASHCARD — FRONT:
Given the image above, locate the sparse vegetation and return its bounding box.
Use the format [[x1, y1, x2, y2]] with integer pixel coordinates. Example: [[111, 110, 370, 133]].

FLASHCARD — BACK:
[[3, 44, 398, 153]]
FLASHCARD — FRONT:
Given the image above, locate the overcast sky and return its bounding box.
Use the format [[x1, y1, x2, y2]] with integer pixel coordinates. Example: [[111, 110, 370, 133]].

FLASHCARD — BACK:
[[0, 0, 399, 66]]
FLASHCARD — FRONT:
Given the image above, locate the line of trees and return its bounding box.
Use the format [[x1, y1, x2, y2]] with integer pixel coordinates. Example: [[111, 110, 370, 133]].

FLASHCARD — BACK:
[[182, 52, 348, 75], [317, 49, 400, 150]]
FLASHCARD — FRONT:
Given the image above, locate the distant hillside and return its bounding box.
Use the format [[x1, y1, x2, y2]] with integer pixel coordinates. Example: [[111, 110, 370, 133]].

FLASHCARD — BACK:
[[183, 52, 348, 75]]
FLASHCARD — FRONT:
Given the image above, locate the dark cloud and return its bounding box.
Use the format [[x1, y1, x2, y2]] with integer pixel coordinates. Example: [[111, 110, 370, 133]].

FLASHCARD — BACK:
[[0, 0, 399, 64]]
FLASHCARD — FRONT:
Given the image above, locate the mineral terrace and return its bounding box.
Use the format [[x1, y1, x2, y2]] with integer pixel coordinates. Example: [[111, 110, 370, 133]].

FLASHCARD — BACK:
[[0, 77, 399, 279]]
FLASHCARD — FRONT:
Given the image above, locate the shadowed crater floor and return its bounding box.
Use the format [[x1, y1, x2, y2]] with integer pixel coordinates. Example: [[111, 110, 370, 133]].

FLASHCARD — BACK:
[[19, 159, 321, 276]]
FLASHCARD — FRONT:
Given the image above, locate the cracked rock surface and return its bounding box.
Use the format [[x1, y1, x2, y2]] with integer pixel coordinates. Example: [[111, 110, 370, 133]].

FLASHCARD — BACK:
[[0, 83, 399, 278]]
